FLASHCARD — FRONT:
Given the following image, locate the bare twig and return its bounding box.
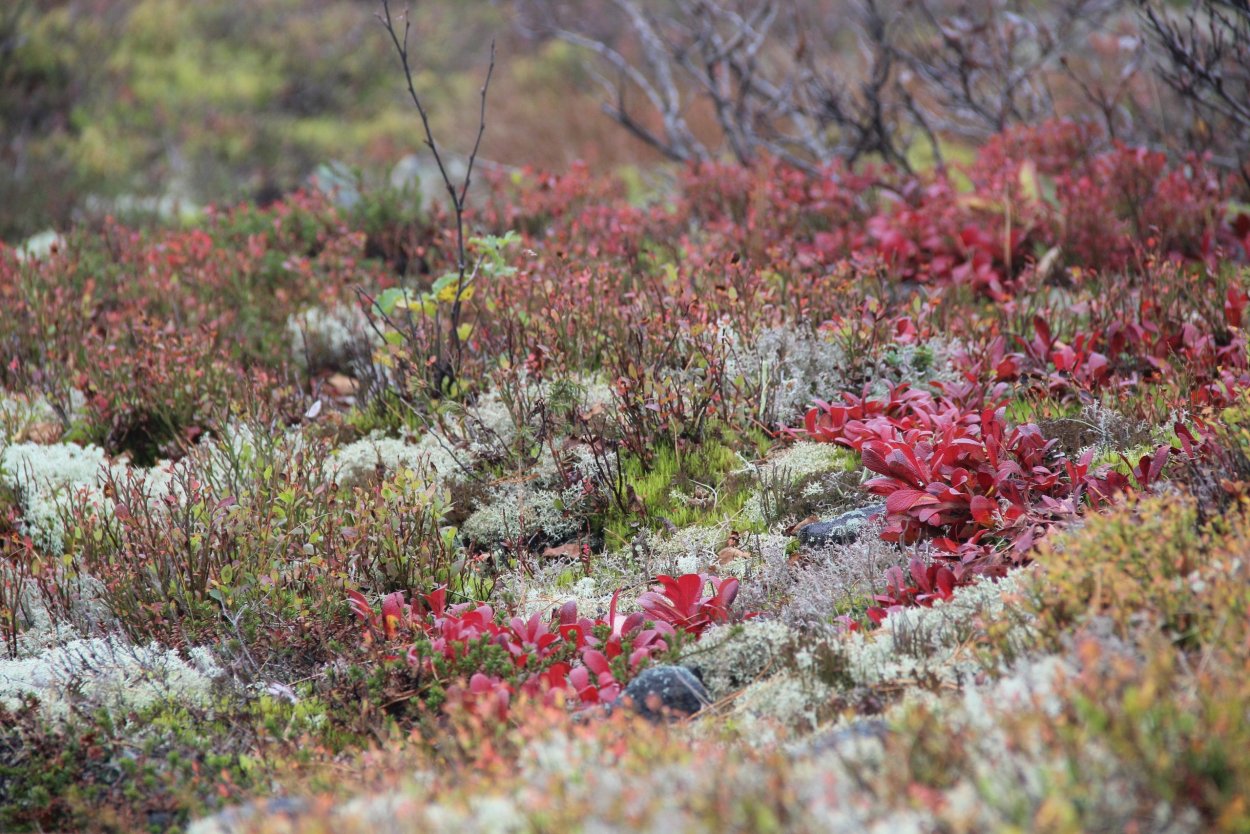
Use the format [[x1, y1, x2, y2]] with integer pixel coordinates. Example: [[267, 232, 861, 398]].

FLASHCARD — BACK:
[[536, 0, 1181, 172], [376, 0, 496, 390], [1139, 0, 1250, 181]]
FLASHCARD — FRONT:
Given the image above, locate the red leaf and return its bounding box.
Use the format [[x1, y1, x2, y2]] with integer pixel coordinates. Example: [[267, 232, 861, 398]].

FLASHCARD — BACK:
[[885, 488, 941, 515], [860, 442, 891, 476], [346, 590, 372, 623], [1148, 444, 1170, 485], [969, 495, 997, 525], [1033, 315, 1052, 350], [910, 558, 930, 590], [381, 592, 406, 640]]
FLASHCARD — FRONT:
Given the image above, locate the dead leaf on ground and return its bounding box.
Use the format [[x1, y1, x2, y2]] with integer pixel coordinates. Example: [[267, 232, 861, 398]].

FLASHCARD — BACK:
[[716, 546, 750, 565], [18, 421, 62, 444], [326, 373, 360, 397], [784, 515, 821, 536], [542, 542, 585, 560]]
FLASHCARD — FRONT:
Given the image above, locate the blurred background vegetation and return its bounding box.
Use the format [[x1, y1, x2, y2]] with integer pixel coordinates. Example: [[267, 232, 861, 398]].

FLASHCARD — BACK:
[[3, 0, 1247, 242], [0, 0, 663, 241]]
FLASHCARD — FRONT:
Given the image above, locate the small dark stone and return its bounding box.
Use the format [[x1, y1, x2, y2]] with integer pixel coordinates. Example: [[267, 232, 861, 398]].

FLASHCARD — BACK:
[[146, 811, 176, 830], [617, 665, 712, 722], [796, 503, 886, 548]]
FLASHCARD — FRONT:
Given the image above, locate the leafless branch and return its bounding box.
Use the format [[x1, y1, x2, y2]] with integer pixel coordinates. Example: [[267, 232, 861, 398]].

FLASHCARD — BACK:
[[376, 0, 496, 391], [1139, 0, 1250, 181], [554, 26, 701, 161], [535, 0, 1220, 174]]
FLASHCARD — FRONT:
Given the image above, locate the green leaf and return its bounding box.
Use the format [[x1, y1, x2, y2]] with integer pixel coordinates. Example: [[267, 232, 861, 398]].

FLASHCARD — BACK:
[[1018, 159, 1041, 203], [374, 287, 408, 316], [431, 272, 459, 295]]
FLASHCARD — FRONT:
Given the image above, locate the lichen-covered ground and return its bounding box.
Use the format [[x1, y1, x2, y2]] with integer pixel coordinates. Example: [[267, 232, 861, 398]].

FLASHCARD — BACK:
[[3, 123, 1250, 833]]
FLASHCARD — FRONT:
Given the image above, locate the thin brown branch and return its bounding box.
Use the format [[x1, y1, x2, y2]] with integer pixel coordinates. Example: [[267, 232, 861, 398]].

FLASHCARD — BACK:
[[376, 0, 496, 391]]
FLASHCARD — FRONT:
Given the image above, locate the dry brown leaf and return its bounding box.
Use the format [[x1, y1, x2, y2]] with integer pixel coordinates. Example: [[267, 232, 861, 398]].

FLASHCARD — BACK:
[[19, 421, 62, 445], [716, 546, 750, 565], [326, 373, 360, 397], [784, 515, 821, 536], [542, 542, 585, 560]]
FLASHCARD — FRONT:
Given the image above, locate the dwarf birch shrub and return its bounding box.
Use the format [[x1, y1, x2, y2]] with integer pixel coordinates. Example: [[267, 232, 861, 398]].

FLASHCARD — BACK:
[[57, 428, 458, 651]]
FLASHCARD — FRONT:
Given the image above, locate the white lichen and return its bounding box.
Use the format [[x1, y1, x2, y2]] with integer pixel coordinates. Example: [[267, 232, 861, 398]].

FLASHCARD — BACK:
[[328, 431, 442, 489], [724, 324, 960, 425], [739, 441, 860, 526], [768, 442, 858, 483], [287, 304, 375, 373], [15, 229, 66, 262], [844, 572, 1034, 688], [685, 619, 797, 699], [0, 442, 119, 554], [461, 484, 586, 548], [724, 324, 848, 424], [0, 631, 223, 719], [0, 390, 84, 443]]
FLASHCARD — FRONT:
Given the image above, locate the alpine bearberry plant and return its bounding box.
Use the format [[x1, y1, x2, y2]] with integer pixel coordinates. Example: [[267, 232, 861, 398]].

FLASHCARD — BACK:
[[344, 571, 739, 720]]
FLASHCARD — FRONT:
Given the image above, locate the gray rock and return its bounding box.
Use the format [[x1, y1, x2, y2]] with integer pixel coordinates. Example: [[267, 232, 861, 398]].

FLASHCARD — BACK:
[[796, 503, 886, 548], [617, 665, 712, 722]]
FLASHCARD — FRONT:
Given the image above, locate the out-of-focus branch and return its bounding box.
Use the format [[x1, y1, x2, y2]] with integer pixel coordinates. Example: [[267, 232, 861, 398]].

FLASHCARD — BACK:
[[534, 0, 1250, 178], [377, 0, 496, 392], [1139, 0, 1250, 182]]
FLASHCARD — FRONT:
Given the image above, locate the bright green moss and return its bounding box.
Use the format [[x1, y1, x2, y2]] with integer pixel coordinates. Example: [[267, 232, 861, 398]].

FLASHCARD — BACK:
[[604, 427, 769, 544]]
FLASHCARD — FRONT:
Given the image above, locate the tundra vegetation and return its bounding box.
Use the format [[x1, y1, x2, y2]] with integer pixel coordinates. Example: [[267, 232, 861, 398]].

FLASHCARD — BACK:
[[2, 1, 1250, 832]]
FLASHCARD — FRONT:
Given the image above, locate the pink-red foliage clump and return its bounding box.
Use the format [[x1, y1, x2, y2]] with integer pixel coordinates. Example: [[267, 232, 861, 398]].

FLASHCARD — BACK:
[[346, 573, 739, 720], [800, 382, 1182, 621]]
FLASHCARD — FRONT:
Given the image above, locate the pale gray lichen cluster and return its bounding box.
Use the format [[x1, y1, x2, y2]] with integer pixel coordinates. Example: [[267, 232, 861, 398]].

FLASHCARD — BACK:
[[0, 438, 223, 555], [739, 440, 860, 526], [0, 631, 223, 720], [0, 391, 68, 435], [723, 324, 961, 426], [684, 619, 798, 700], [0, 442, 120, 554], [461, 483, 589, 550], [724, 324, 852, 425], [326, 374, 620, 553], [843, 571, 1035, 687], [328, 431, 450, 489], [286, 304, 376, 374], [702, 573, 1036, 743]]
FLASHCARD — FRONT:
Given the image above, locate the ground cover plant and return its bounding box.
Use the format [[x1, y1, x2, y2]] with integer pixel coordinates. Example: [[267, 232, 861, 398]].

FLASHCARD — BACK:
[[3, 1, 1250, 832]]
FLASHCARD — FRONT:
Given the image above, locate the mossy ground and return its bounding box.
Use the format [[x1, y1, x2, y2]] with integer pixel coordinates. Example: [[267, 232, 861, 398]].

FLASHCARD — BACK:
[[2, 21, 1250, 827]]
